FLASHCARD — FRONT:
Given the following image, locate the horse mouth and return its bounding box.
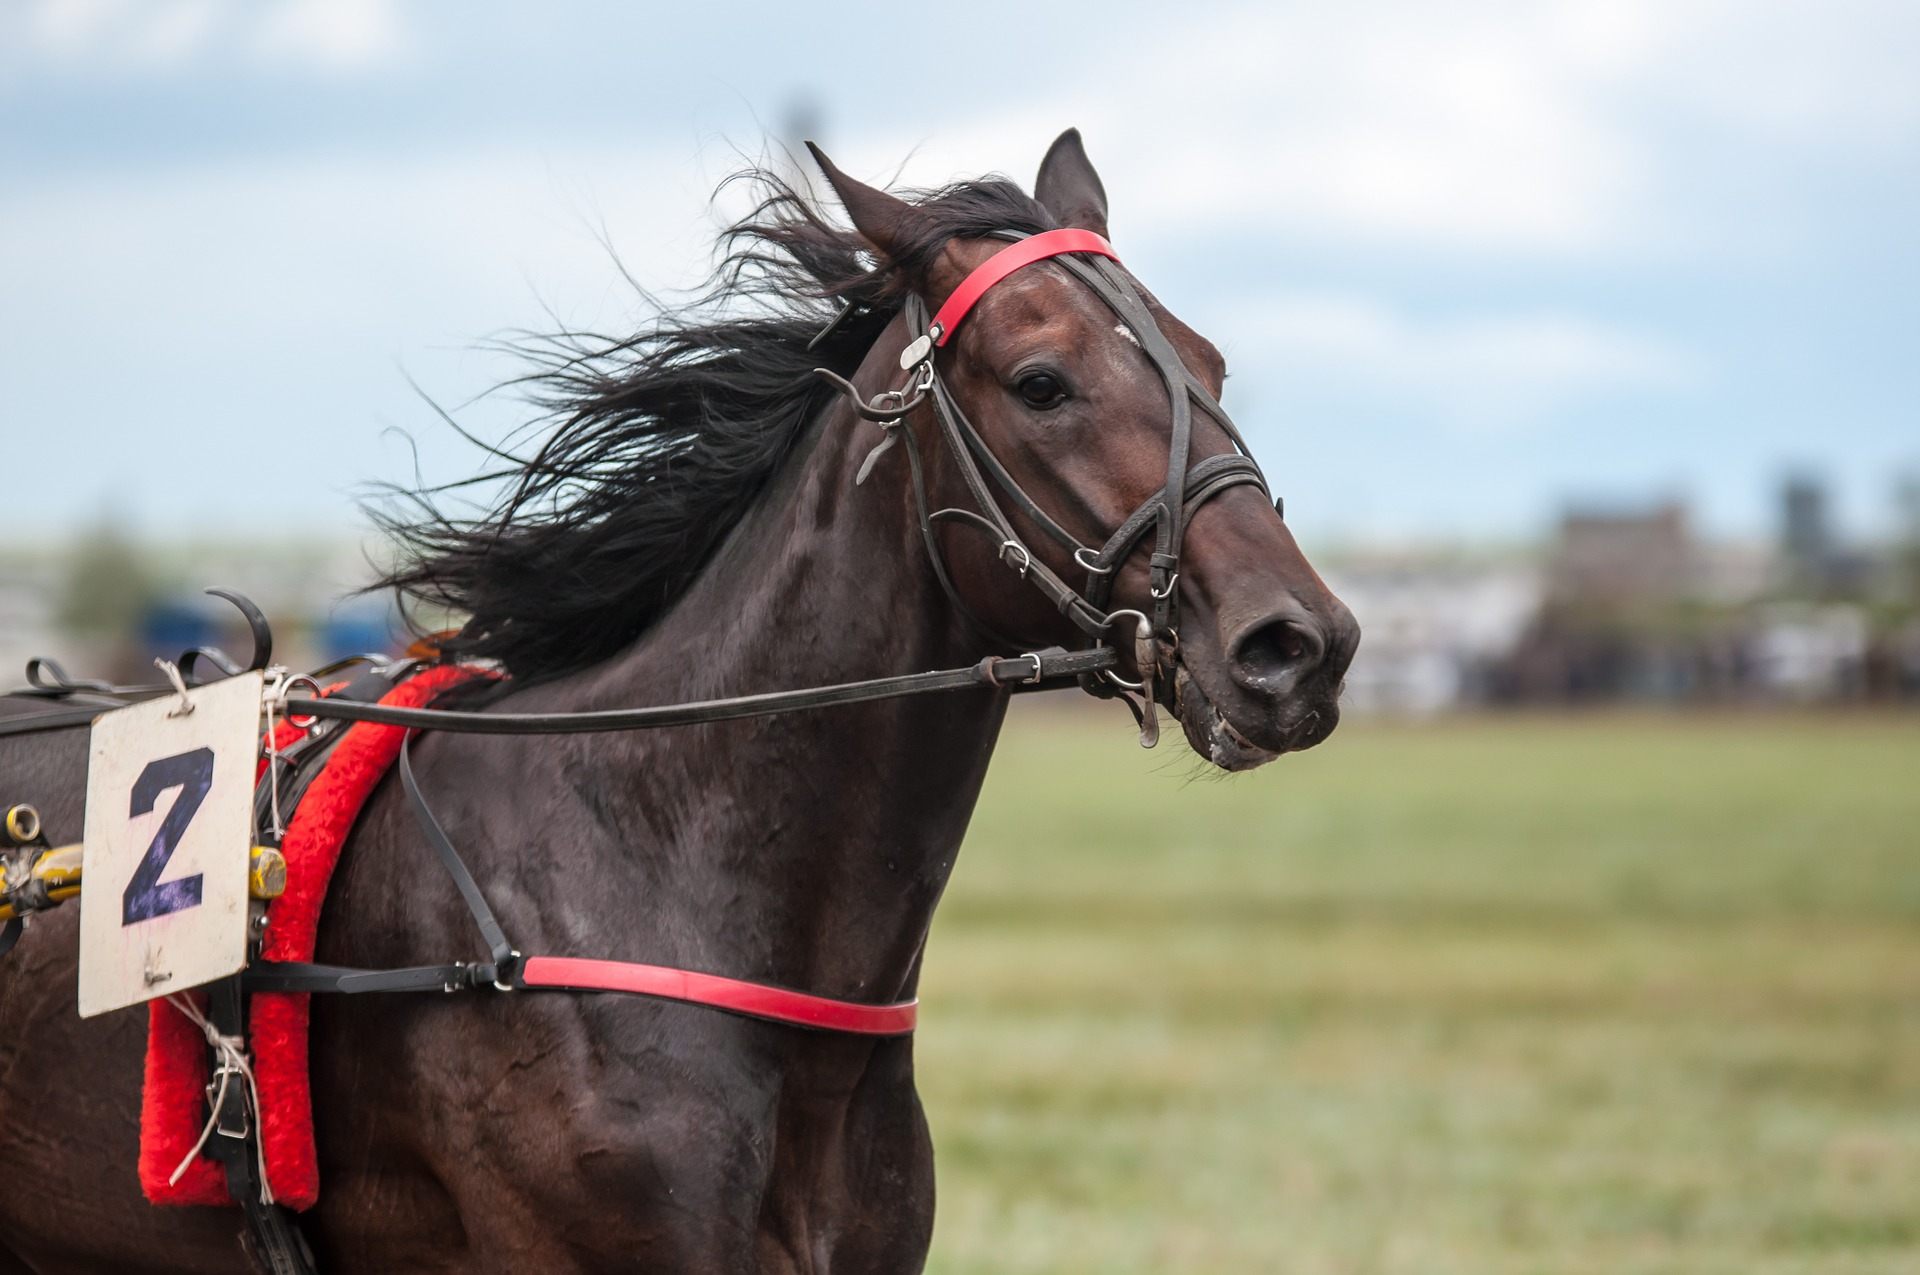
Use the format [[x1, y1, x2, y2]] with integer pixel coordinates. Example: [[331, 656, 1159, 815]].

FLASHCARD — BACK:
[[1170, 661, 1338, 772]]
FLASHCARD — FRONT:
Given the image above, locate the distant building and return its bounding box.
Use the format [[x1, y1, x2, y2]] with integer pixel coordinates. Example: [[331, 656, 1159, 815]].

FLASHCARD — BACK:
[[1548, 500, 1693, 610], [1325, 555, 1542, 715], [1752, 603, 1868, 700], [1781, 472, 1832, 576], [1500, 500, 1712, 702], [1778, 471, 1877, 597]]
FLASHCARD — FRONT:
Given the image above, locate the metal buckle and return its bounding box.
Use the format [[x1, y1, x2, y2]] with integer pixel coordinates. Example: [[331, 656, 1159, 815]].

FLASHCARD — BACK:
[[209, 1066, 250, 1140], [1016, 653, 1044, 684], [494, 950, 521, 993]]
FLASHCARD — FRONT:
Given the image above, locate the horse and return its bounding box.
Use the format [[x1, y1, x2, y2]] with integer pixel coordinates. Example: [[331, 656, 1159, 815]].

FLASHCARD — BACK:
[[0, 130, 1358, 1273]]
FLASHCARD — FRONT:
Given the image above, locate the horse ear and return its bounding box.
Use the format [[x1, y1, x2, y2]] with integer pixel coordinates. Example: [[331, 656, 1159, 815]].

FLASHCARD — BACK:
[[1034, 128, 1110, 238], [806, 142, 926, 265]]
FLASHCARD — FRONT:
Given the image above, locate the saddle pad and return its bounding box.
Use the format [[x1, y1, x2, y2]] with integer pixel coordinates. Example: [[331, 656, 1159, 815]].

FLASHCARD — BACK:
[[140, 663, 484, 1208]]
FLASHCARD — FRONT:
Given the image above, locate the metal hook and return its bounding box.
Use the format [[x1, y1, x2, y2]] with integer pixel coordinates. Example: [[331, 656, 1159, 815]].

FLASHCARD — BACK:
[[812, 366, 932, 424], [23, 657, 111, 695], [998, 540, 1032, 578], [205, 588, 274, 672]]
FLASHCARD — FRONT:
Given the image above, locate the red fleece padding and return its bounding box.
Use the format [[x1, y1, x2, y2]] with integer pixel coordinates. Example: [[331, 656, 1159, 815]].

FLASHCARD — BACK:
[[140, 664, 487, 1209]]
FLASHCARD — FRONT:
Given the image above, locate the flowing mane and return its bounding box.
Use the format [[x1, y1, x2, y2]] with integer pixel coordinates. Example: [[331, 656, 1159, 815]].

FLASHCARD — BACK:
[[373, 165, 1054, 680]]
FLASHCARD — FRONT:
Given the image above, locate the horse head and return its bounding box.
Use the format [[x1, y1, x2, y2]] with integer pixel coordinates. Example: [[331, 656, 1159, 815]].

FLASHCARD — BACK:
[[811, 131, 1360, 770]]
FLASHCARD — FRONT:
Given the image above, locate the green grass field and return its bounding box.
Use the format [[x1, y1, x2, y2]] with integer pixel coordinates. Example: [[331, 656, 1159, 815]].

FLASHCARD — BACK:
[[917, 710, 1920, 1275]]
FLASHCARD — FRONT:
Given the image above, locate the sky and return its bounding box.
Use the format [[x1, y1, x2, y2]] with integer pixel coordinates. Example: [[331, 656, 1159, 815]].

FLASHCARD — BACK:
[[3, 0, 1916, 551]]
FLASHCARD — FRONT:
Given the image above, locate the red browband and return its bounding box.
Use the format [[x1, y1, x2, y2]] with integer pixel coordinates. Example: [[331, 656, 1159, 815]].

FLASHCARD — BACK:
[[519, 955, 918, 1035], [929, 227, 1119, 347]]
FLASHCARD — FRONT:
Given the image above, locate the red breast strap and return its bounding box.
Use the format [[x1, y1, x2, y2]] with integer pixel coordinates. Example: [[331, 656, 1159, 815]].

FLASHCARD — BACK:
[[930, 227, 1119, 346], [519, 955, 919, 1036]]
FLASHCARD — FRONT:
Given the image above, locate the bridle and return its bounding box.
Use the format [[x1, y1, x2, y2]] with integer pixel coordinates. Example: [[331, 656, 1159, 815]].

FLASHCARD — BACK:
[[816, 227, 1275, 743]]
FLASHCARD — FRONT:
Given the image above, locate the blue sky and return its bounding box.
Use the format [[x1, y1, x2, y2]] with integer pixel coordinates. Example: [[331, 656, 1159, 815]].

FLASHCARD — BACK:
[[4, 0, 1915, 549]]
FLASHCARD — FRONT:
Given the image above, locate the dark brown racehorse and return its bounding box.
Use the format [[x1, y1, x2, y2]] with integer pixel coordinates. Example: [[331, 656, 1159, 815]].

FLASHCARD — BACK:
[[0, 132, 1357, 1273]]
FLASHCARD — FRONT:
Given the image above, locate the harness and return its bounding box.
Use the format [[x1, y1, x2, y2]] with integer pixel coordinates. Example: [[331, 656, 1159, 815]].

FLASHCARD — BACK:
[[0, 226, 1281, 1274], [242, 227, 1277, 1028]]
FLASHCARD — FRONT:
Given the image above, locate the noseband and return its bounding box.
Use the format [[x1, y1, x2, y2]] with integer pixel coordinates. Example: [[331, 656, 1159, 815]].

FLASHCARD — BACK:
[[819, 228, 1275, 742]]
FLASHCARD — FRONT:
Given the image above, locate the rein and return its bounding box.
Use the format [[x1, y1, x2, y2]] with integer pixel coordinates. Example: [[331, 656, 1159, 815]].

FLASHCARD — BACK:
[[279, 646, 1115, 734]]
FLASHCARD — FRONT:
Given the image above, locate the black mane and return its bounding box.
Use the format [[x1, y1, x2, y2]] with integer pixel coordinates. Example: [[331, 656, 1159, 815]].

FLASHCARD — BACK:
[[373, 164, 1053, 680]]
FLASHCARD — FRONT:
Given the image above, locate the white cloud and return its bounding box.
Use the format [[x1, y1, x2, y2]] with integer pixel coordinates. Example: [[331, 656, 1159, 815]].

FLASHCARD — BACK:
[[251, 0, 405, 73], [0, 139, 724, 528], [1640, 0, 1920, 147], [0, 142, 716, 349], [820, 0, 1917, 260], [18, 0, 407, 75], [814, 3, 1646, 255], [27, 0, 218, 68], [1226, 292, 1697, 433]]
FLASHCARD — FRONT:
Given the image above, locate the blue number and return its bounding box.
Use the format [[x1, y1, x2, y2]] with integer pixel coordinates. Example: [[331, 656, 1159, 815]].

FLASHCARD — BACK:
[[122, 747, 215, 926]]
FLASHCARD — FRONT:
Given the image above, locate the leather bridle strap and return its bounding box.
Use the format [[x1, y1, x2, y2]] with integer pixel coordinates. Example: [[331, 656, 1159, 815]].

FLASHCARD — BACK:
[[278, 646, 1115, 735]]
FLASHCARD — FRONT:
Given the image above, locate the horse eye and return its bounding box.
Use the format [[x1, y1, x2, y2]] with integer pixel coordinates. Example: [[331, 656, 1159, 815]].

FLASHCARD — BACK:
[[1015, 372, 1068, 410]]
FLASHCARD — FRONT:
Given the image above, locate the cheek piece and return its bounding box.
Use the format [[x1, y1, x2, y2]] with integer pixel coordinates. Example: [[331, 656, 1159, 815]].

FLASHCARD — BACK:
[[814, 227, 1277, 745]]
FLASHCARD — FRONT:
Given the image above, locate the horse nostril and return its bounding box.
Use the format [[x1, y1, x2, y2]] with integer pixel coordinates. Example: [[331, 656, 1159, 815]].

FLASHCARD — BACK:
[[1231, 616, 1326, 689]]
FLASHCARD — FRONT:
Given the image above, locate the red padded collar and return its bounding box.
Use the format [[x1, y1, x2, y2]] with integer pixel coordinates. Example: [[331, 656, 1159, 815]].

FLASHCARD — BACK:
[[929, 228, 1119, 347]]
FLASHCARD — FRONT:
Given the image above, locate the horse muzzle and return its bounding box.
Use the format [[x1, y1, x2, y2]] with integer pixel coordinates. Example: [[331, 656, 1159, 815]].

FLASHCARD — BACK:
[[1168, 595, 1359, 771]]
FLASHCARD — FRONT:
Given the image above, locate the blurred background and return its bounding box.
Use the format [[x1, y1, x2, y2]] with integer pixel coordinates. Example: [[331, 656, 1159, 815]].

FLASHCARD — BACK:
[[4, 1, 1917, 1271]]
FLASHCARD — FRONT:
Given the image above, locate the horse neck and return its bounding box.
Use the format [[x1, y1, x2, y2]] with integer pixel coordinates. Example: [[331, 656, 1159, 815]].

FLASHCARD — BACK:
[[549, 381, 1007, 1001]]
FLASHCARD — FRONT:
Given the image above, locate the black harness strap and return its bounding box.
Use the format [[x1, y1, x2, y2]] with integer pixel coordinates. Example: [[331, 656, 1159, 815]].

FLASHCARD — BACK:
[[397, 737, 517, 975], [244, 961, 484, 994], [0, 703, 124, 738], [241, 736, 512, 1001], [197, 977, 318, 1275], [280, 647, 1115, 735]]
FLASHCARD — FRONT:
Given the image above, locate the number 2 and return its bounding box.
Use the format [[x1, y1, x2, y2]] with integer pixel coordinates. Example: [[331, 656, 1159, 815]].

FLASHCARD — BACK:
[[122, 747, 215, 926]]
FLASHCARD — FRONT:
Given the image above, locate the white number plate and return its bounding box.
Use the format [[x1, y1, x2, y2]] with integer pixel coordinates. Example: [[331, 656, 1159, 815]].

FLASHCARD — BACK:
[[78, 671, 263, 1018]]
